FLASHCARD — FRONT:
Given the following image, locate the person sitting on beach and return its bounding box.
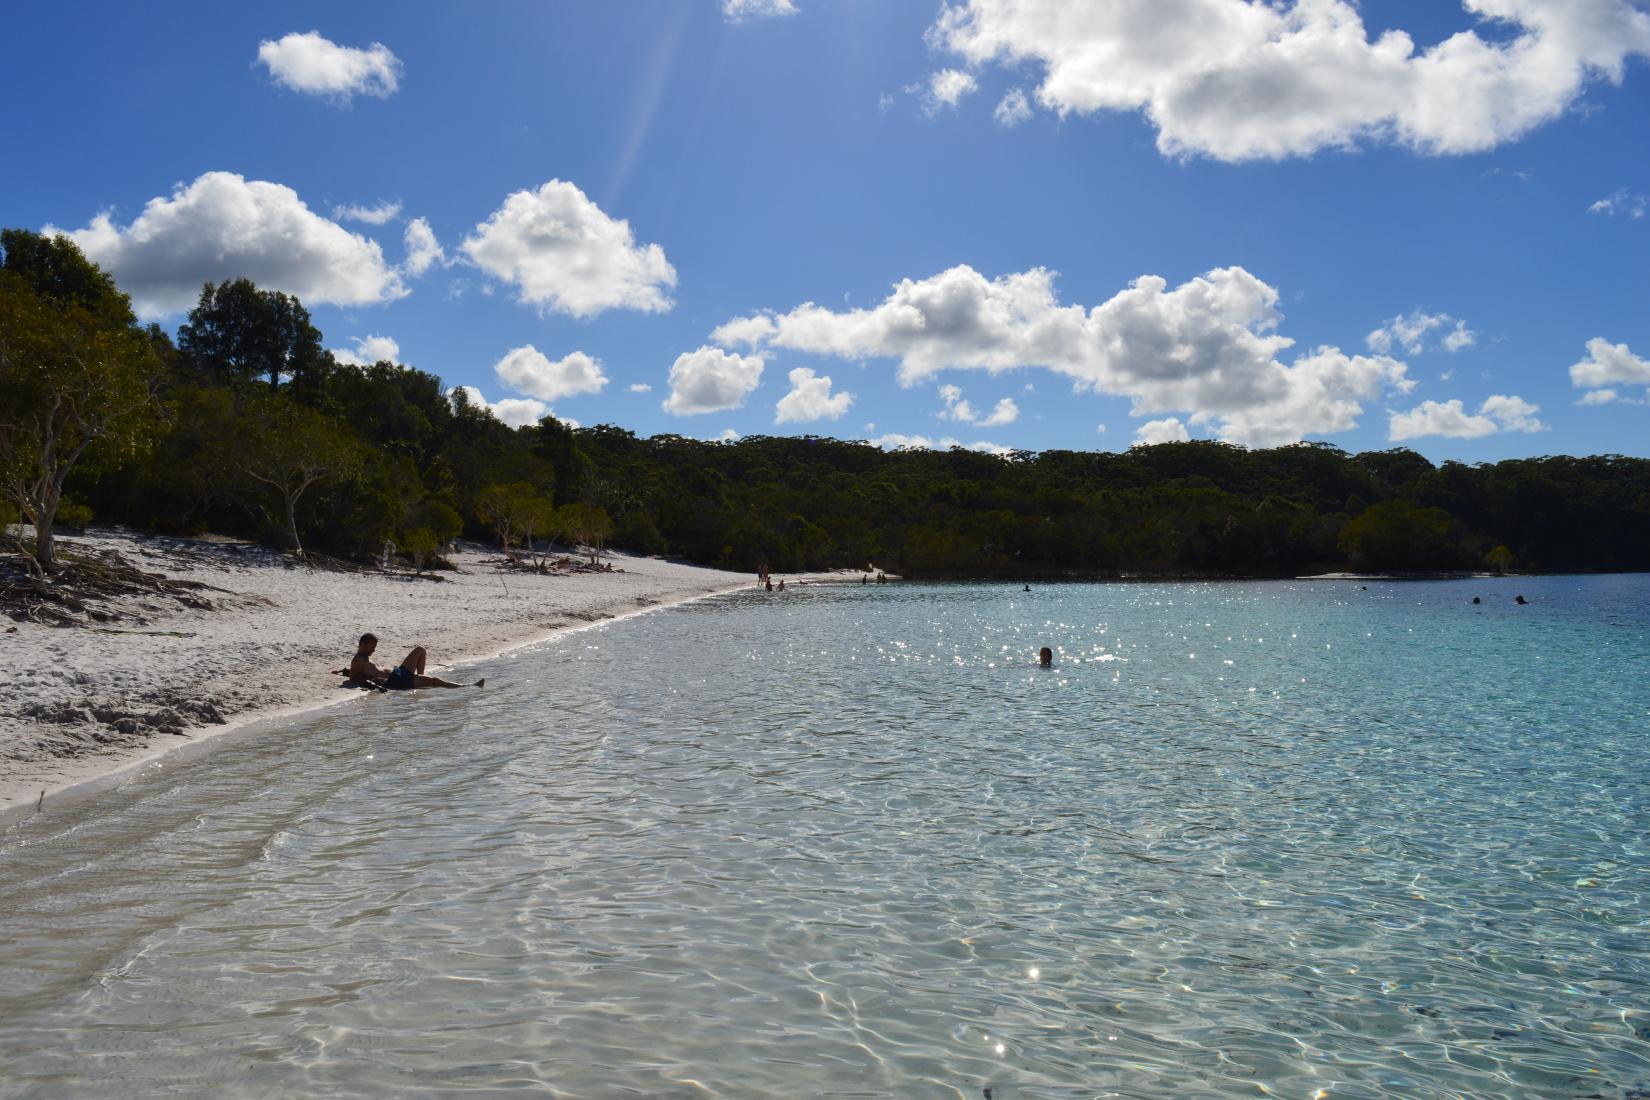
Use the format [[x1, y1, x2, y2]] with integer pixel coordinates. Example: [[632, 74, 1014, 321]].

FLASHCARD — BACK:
[[347, 633, 484, 690]]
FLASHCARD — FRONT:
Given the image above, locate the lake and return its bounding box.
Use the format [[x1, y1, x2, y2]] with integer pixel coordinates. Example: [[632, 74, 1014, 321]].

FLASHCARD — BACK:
[[2, 577, 1648, 1097]]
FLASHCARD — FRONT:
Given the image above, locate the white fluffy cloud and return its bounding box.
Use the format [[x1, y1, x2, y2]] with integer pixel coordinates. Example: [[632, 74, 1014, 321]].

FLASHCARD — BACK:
[[461, 180, 676, 318], [1133, 417, 1192, 446], [723, 0, 798, 21], [333, 200, 402, 225], [663, 346, 765, 415], [494, 345, 608, 402], [332, 334, 401, 367], [939, 385, 1018, 426], [257, 31, 401, 101], [923, 68, 979, 114], [1570, 337, 1650, 394], [775, 367, 853, 423], [713, 263, 1411, 447], [1578, 388, 1618, 406], [627, 383, 653, 394], [1367, 310, 1476, 355], [1389, 394, 1546, 440], [994, 88, 1033, 127], [930, 0, 1650, 160], [451, 386, 551, 429], [402, 217, 445, 276], [47, 171, 407, 318]]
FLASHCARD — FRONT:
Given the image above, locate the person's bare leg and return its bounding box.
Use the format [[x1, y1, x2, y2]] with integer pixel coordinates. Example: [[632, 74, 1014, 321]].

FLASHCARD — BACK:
[[401, 646, 427, 675], [412, 674, 486, 689]]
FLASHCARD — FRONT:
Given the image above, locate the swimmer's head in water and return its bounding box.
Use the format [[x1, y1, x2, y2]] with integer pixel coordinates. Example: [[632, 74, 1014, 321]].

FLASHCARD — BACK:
[[1038, 647, 1053, 667]]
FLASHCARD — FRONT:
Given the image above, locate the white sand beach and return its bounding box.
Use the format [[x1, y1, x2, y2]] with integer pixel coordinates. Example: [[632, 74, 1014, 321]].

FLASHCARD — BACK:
[[1, 529, 764, 816]]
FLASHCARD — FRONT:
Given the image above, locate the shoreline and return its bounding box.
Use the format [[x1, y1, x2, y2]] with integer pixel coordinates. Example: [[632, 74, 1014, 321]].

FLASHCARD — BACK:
[[0, 581, 749, 832], [0, 529, 781, 827]]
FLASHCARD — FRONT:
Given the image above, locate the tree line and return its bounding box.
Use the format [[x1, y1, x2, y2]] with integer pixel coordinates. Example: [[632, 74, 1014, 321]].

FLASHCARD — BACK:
[[3, 229, 1646, 579]]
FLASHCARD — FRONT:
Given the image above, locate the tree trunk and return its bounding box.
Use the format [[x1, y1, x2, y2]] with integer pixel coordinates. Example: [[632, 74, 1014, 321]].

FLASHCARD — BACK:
[[32, 481, 59, 571], [283, 490, 303, 557]]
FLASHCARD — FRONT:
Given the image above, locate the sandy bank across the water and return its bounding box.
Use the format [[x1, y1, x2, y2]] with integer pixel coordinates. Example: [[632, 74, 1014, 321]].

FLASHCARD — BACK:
[[1, 530, 792, 825]]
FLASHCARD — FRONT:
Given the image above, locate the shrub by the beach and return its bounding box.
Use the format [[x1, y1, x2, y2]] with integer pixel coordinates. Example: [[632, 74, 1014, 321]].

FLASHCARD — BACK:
[[477, 482, 554, 558]]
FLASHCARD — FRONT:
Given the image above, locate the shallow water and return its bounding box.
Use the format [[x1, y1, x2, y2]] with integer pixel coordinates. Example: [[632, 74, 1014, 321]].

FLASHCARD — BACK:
[[2, 577, 1649, 1098]]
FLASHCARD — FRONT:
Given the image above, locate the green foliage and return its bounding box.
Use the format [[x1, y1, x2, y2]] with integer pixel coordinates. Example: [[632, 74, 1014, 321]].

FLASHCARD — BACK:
[[476, 482, 553, 555], [557, 502, 614, 563], [1339, 500, 1466, 572], [178, 278, 330, 393], [406, 498, 463, 547], [0, 232, 164, 570], [402, 527, 439, 573]]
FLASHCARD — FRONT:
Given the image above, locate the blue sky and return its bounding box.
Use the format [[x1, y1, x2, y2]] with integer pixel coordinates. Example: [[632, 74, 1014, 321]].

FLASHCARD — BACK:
[[3, 0, 1647, 459]]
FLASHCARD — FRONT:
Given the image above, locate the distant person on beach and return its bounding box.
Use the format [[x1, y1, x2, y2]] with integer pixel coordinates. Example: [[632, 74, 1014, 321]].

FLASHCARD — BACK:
[[1039, 647, 1053, 668], [777, 579, 786, 591], [348, 633, 484, 690]]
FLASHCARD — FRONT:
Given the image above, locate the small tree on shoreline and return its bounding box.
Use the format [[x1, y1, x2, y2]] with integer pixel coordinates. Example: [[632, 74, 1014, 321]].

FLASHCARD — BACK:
[[0, 231, 164, 574]]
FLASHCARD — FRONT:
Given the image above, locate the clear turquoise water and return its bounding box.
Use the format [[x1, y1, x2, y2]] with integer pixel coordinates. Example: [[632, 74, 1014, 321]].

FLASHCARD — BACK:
[[2, 577, 1648, 1098]]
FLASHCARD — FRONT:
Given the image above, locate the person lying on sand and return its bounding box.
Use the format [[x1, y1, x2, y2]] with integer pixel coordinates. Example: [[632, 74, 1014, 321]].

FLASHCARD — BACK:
[[344, 633, 485, 690]]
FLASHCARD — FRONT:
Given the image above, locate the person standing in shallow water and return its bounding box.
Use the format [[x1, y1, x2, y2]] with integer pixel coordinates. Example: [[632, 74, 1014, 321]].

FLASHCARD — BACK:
[[349, 633, 484, 690], [1039, 647, 1053, 668]]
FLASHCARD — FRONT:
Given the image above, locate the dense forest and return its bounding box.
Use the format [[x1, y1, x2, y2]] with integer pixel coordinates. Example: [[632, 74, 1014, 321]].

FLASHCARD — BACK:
[[3, 229, 1647, 580]]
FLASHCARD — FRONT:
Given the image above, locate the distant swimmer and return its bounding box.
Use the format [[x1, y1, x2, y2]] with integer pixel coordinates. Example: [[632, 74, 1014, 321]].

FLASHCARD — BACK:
[[1039, 646, 1053, 668], [777, 579, 786, 591], [346, 633, 484, 690], [1023, 584, 1031, 593], [1515, 595, 1528, 605], [1472, 596, 1481, 604]]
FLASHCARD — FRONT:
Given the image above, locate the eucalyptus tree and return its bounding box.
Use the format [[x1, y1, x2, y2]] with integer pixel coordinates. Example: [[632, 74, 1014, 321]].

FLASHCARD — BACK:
[[0, 230, 164, 573]]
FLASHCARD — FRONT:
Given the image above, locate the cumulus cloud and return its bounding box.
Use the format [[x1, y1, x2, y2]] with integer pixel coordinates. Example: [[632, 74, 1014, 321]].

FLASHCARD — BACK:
[[451, 386, 551, 429], [713, 263, 1412, 447], [922, 68, 978, 114], [402, 217, 445, 276], [663, 347, 764, 415], [978, 397, 1019, 426], [257, 31, 401, 102], [723, 0, 797, 21], [461, 180, 676, 318], [930, 0, 1650, 160], [627, 383, 653, 393], [494, 345, 608, 402], [1589, 189, 1648, 218], [1389, 394, 1546, 440], [994, 88, 1033, 127], [1367, 310, 1476, 355], [1133, 417, 1192, 446], [1577, 388, 1617, 406], [938, 384, 977, 422], [1570, 338, 1650, 401], [775, 367, 853, 423], [939, 385, 1018, 425], [332, 334, 401, 367], [333, 200, 401, 225], [47, 171, 407, 318]]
